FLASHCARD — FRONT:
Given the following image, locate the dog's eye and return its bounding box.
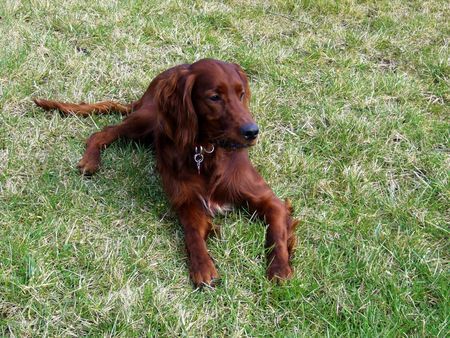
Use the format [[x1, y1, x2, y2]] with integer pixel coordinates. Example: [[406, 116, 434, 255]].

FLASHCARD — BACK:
[[240, 92, 245, 101], [210, 94, 221, 102]]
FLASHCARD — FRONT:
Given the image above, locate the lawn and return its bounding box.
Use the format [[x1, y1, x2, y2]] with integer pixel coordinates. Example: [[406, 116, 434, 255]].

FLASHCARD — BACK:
[[0, 0, 448, 336]]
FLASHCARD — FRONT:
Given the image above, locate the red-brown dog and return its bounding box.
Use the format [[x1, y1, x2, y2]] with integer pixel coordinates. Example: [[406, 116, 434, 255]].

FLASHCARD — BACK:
[[34, 59, 298, 287]]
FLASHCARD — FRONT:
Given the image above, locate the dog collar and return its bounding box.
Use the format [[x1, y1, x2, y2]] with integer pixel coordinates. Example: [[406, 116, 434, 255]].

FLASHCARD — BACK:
[[194, 144, 215, 174], [215, 139, 251, 150]]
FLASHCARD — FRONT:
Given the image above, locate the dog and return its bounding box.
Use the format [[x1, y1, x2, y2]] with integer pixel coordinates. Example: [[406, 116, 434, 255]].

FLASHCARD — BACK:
[[34, 59, 298, 287]]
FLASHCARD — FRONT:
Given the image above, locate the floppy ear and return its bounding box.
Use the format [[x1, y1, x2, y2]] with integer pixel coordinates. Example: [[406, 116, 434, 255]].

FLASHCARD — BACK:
[[155, 68, 197, 149], [233, 63, 251, 106]]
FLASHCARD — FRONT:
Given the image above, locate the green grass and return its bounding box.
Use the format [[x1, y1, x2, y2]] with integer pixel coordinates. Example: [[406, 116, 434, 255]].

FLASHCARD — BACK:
[[1, 0, 448, 336]]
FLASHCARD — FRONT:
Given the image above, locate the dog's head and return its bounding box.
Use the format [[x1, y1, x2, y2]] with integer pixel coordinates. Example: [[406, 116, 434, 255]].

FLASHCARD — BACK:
[[155, 59, 258, 150]]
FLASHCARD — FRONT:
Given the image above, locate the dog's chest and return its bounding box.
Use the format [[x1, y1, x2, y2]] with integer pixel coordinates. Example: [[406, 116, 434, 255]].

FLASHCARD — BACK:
[[198, 149, 243, 216], [198, 195, 232, 216]]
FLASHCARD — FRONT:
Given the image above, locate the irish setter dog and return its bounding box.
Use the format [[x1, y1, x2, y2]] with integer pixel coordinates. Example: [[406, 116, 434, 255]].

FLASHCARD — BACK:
[[34, 59, 298, 287]]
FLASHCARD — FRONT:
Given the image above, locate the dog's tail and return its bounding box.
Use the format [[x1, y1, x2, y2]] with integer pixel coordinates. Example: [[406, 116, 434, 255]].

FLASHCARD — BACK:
[[33, 98, 139, 117]]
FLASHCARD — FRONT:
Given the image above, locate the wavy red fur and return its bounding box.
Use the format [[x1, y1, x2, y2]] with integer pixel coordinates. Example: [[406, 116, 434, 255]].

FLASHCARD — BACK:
[[34, 59, 299, 287]]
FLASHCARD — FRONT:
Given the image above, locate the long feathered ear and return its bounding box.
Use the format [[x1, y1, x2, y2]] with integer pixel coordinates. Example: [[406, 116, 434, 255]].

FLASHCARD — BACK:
[[233, 63, 251, 106], [154, 68, 197, 149]]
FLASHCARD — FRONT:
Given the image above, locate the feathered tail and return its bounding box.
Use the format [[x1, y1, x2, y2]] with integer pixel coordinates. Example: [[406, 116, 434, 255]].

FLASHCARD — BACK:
[[33, 98, 136, 116]]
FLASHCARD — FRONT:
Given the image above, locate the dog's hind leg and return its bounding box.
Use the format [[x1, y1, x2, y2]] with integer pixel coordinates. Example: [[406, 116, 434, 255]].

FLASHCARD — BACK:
[[77, 106, 156, 175]]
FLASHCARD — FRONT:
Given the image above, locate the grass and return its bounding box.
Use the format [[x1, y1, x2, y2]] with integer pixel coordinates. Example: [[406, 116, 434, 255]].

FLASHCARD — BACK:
[[0, 0, 448, 336]]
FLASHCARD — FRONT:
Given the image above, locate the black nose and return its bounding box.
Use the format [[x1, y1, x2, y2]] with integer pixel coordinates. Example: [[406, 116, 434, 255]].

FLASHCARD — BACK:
[[240, 123, 259, 140]]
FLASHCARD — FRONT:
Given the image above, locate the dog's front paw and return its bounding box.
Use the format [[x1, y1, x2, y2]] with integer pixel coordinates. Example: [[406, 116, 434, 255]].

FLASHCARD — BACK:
[[77, 157, 100, 176], [190, 257, 219, 287], [268, 260, 293, 282]]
